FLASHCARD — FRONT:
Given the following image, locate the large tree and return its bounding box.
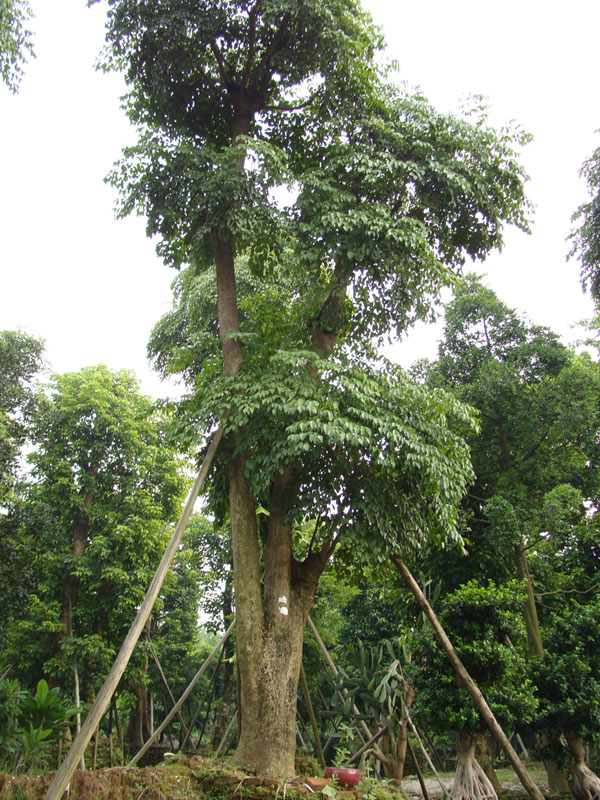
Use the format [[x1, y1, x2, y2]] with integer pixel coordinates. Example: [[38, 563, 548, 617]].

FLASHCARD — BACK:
[[0, 330, 44, 501], [0, 331, 45, 652], [420, 276, 600, 795], [95, 0, 530, 778], [3, 365, 186, 719]]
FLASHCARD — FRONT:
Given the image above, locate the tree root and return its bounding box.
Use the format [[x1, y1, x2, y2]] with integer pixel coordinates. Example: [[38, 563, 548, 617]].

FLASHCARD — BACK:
[[569, 762, 600, 800], [450, 732, 497, 800]]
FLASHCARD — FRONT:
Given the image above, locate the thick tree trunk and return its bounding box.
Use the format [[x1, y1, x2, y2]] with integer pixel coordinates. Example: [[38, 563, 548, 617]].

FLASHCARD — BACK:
[[514, 546, 570, 794], [213, 191, 329, 775], [214, 96, 339, 778], [451, 731, 497, 800], [475, 734, 501, 796], [564, 730, 600, 800], [233, 597, 308, 777], [514, 545, 543, 657], [126, 681, 152, 749], [232, 467, 325, 778]]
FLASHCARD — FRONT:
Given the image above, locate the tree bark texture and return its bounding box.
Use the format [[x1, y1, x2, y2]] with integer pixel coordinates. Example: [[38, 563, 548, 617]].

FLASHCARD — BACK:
[[231, 465, 326, 777], [564, 729, 600, 800], [475, 735, 501, 796], [514, 545, 544, 657], [451, 731, 497, 800]]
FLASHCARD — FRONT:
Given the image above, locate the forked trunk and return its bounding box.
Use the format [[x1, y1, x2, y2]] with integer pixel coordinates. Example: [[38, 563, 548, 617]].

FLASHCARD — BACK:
[[565, 730, 600, 800], [450, 731, 498, 800], [230, 463, 324, 778], [233, 598, 309, 777]]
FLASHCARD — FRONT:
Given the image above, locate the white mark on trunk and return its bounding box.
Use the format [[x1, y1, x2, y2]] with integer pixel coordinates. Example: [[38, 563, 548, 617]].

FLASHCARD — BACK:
[[278, 596, 287, 605], [279, 606, 289, 616]]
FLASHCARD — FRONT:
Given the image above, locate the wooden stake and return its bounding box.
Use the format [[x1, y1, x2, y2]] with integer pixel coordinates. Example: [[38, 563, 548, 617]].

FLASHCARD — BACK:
[[307, 616, 370, 744], [43, 428, 224, 800], [214, 710, 237, 758], [300, 662, 326, 769], [150, 644, 191, 746], [390, 555, 545, 800], [405, 735, 430, 800], [129, 619, 236, 766]]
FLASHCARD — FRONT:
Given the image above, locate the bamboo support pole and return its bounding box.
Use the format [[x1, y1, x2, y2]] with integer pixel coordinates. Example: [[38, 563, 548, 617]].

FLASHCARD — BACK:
[[307, 616, 370, 744], [43, 428, 224, 800], [300, 662, 326, 769], [404, 706, 447, 797], [391, 555, 545, 800], [129, 619, 236, 766], [149, 644, 190, 746], [406, 735, 431, 800], [214, 709, 237, 758]]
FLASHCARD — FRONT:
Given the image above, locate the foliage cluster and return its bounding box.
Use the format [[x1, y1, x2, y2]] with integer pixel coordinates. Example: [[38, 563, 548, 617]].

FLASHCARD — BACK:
[[0, 678, 78, 775]]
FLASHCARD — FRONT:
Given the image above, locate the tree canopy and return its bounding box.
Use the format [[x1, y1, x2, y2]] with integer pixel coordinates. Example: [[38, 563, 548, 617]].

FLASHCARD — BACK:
[[571, 140, 600, 302], [2, 365, 187, 700], [91, 0, 532, 778]]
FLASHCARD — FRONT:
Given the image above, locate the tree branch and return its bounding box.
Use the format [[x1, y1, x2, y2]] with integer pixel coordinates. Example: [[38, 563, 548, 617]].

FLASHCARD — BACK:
[[242, 5, 258, 86], [251, 14, 292, 91], [519, 427, 551, 464], [306, 513, 322, 556], [537, 582, 600, 598], [263, 90, 321, 113], [210, 39, 230, 86]]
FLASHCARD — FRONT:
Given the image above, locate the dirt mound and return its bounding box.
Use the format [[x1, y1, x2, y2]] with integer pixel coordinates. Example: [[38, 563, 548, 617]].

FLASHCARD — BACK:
[[0, 757, 206, 800]]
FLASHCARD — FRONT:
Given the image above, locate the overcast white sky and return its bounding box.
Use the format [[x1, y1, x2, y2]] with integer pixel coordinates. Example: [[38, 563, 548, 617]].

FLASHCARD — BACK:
[[1, 0, 598, 397]]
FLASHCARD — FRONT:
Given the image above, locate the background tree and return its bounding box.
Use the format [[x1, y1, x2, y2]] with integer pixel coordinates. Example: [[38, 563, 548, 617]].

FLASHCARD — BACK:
[[97, 0, 530, 778], [411, 581, 536, 800], [416, 276, 600, 796], [421, 275, 600, 623], [2, 364, 186, 743], [531, 599, 600, 800], [0, 330, 45, 654], [570, 139, 600, 302], [0, 330, 44, 501]]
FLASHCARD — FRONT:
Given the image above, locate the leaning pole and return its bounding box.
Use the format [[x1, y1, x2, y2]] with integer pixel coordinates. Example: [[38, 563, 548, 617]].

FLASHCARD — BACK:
[[390, 554, 546, 800], [44, 428, 224, 800]]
